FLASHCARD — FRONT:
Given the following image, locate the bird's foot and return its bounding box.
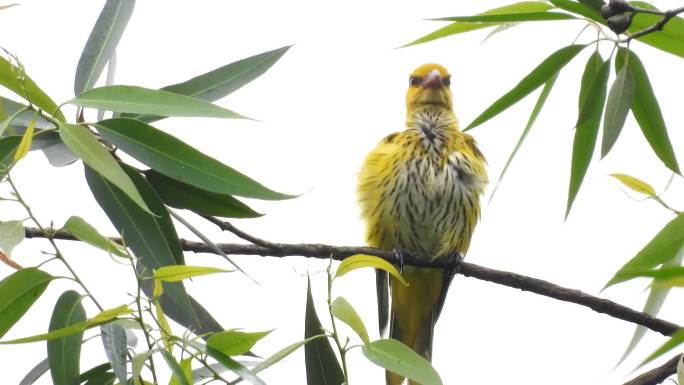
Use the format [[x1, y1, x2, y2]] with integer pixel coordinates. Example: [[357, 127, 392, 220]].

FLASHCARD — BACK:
[[446, 253, 464, 276], [392, 248, 409, 273]]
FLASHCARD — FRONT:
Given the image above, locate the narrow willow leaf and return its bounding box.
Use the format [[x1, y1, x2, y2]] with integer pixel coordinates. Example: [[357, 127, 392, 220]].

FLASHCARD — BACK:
[[251, 336, 320, 375], [206, 347, 267, 385], [606, 213, 684, 287], [169, 358, 192, 385], [578, 0, 603, 12], [63, 216, 127, 257], [679, 357, 684, 385], [362, 339, 443, 385], [609, 173, 656, 196], [628, 2, 684, 59], [0, 56, 65, 121], [59, 122, 151, 213], [0, 220, 25, 256], [95, 118, 293, 200], [78, 363, 113, 385], [48, 290, 86, 385], [616, 48, 679, 174], [207, 330, 271, 356], [434, 12, 576, 22], [160, 350, 191, 385], [100, 322, 127, 385], [13, 116, 34, 161], [74, 0, 135, 95], [403, 1, 554, 47], [41, 142, 78, 167], [127, 46, 291, 123], [304, 278, 344, 385], [1, 305, 130, 344], [602, 64, 634, 157], [577, 51, 603, 113], [19, 358, 49, 385], [331, 297, 369, 345], [145, 170, 262, 218], [0, 136, 20, 178], [467, 44, 586, 130], [617, 252, 684, 365], [491, 73, 558, 200], [153, 265, 232, 282], [566, 58, 610, 218], [0, 105, 28, 137], [132, 350, 154, 385], [0, 268, 52, 338], [155, 298, 172, 351], [70, 85, 246, 119], [548, 0, 603, 22], [336, 254, 408, 286], [640, 329, 684, 367], [98, 50, 117, 121]]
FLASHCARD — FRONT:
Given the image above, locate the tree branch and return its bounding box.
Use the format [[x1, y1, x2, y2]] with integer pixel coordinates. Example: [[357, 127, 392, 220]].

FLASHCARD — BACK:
[[22, 225, 682, 338], [623, 354, 681, 385], [624, 6, 684, 42]]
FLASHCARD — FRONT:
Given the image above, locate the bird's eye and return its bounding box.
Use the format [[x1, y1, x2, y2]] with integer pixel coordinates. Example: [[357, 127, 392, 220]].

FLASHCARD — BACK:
[[443, 77, 451, 87], [409, 77, 421, 87]]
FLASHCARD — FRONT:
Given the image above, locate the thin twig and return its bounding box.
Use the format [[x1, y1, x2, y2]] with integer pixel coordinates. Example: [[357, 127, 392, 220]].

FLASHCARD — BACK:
[[623, 354, 681, 385], [201, 215, 281, 250], [19, 224, 682, 338], [622, 6, 684, 42]]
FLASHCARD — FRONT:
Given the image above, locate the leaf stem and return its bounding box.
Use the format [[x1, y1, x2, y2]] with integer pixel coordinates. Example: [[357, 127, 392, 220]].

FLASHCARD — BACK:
[[326, 262, 350, 384], [133, 262, 159, 385]]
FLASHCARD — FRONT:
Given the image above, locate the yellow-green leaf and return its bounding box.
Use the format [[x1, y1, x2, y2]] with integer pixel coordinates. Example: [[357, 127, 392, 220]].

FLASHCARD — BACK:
[[62, 216, 127, 257], [207, 330, 271, 356], [335, 254, 408, 286], [610, 173, 656, 196], [152, 265, 232, 282], [155, 299, 172, 351], [0, 56, 65, 122], [13, 116, 35, 162], [331, 297, 369, 345]]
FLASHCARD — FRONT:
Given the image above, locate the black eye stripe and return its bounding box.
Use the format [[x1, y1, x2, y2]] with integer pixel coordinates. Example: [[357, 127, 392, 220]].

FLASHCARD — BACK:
[[443, 77, 451, 86], [409, 76, 422, 87]]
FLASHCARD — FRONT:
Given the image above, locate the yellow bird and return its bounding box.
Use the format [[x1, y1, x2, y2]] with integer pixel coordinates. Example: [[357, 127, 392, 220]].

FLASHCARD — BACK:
[[358, 64, 487, 385]]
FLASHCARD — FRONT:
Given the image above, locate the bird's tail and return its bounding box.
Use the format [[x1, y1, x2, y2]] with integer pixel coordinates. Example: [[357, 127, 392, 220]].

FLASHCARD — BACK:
[[386, 267, 452, 385]]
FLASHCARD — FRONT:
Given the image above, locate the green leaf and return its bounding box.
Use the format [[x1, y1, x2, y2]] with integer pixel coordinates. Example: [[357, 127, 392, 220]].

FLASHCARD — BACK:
[[577, 51, 603, 113], [578, 0, 604, 12], [19, 358, 49, 385], [70, 85, 246, 119], [132, 350, 154, 385], [678, 356, 684, 385], [207, 330, 271, 356], [79, 363, 113, 385], [403, 1, 554, 46], [606, 213, 684, 287], [153, 265, 232, 282], [144, 170, 262, 218], [0, 268, 52, 338], [169, 358, 192, 385], [616, 248, 684, 365], [160, 350, 191, 385], [640, 329, 684, 367], [491, 73, 558, 199], [95, 118, 292, 200], [205, 347, 266, 385], [13, 116, 35, 161], [126, 46, 290, 123], [628, 2, 684, 59], [47, 290, 86, 385], [0, 136, 20, 178], [251, 336, 320, 375], [304, 277, 344, 385], [433, 11, 576, 22], [100, 323, 128, 385], [74, 0, 135, 95], [566, 56, 610, 218], [59, 122, 151, 213], [0, 56, 65, 121], [1, 305, 131, 344], [331, 297, 369, 345], [0, 105, 28, 138], [466, 44, 586, 130], [548, 0, 603, 22], [602, 63, 635, 157], [335, 254, 408, 286], [62, 216, 127, 257], [362, 339, 443, 385], [0, 220, 25, 256], [616, 48, 679, 174], [609, 173, 656, 196]]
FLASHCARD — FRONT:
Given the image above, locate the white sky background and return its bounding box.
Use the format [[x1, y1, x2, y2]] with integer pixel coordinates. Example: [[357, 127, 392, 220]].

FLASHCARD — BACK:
[[2, 1, 684, 384]]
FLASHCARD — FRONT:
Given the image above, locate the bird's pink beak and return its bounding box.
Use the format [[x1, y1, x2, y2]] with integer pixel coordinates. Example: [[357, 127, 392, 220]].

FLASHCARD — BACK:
[[421, 72, 442, 89]]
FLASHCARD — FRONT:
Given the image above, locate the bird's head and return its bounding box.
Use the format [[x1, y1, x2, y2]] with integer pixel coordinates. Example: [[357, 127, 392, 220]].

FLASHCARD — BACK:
[[405, 63, 453, 111]]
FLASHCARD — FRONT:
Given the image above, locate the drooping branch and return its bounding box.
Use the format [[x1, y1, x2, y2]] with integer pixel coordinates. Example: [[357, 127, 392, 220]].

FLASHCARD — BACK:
[[623, 354, 681, 385], [21, 224, 682, 338]]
